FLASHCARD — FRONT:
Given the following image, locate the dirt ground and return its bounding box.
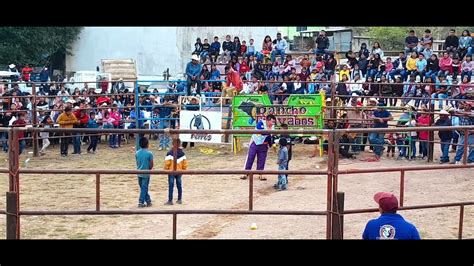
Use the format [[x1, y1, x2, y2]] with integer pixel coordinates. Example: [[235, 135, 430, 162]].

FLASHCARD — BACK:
[[0, 137, 473, 239]]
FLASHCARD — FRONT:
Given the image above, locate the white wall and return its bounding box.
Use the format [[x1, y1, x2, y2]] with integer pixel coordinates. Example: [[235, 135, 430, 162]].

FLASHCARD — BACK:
[[67, 27, 278, 78]]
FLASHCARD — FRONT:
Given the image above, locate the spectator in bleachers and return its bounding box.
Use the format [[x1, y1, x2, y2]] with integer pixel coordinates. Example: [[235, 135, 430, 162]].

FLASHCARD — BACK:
[[339, 65, 350, 82], [391, 76, 404, 106], [209, 36, 221, 63], [459, 30, 473, 59], [422, 43, 433, 60], [260, 35, 273, 62], [390, 51, 407, 81], [345, 50, 358, 69], [185, 54, 202, 96], [230, 57, 240, 73], [415, 53, 427, 82], [294, 75, 303, 94], [300, 54, 312, 70], [461, 55, 474, 82], [350, 74, 363, 96], [402, 74, 418, 106], [336, 74, 350, 104], [371, 42, 384, 58], [221, 65, 243, 102], [444, 29, 459, 55], [209, 64, 220, 80], [280, 55, 295, 78], [200, 38, 210, 63], [220, 35, 233, 64], [325, 53, 337, 79], [357, 53, 369, 78], [379, 75, 392, 106], [231, 36, 241, 59], [271, 33, 287, 65], [406, 52, 418, 79], [192, 38, 203, 55], [349, 63, 361, 81], [200, 64, 211, 91], [246, 39, 255, 59], [438, 52, 453, 77], [417, 29, 433, 53], [314, 30, 330, 56], [367, 53, 383, 79], [405, 30, 419, 54], [425, 54, 440, 81], [358, 43, 370, 59], [240, 59, 250, 80], [240, 40, 247, 58], [452, 56, 461, 81], [432, 75, 450, 109]]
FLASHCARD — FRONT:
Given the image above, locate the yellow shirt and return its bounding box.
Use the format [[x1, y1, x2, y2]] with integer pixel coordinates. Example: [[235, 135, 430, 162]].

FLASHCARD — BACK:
[[406, 57, 417, 71], [57, 113, 78, 129]]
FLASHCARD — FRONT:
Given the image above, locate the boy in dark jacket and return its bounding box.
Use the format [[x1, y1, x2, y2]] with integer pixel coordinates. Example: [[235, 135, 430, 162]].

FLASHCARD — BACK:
[[434, 110, 453, 163], [220, 35, 234, 63], [210, 36, 221, 63]]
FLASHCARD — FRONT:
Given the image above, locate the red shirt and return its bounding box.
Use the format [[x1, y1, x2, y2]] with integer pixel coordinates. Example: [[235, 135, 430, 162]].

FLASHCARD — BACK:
[[22, 67, 33, 81], [240, 44, 247, 54], [12, 119, 26, 139], [100, 82, 108, 93], [226, 69, 243, 91], [417, 115, 431, 140]]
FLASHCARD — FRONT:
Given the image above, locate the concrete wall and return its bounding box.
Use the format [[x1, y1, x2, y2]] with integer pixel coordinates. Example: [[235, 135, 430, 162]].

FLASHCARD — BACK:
[[67, 27, 278, 78]]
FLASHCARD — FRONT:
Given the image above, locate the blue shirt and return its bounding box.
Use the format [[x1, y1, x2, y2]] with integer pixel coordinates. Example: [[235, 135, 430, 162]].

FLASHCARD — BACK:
[[416, 59, 427, 72], [136, 148, 153, 178], [185, 62, 202, 78], [373, 109, 391, 128], [363, 213, 420, 240]]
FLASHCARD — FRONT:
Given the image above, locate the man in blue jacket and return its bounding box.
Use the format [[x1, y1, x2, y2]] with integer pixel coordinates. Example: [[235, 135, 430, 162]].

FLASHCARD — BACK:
[[185, 54, 202, 96], [363, 192, 421, 240]]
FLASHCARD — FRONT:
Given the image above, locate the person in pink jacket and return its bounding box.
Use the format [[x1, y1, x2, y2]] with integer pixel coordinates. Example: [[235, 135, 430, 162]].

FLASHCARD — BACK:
[[417, 112, 431, 160], [109, 104, 122, 148], [438, 52, 453, 76]]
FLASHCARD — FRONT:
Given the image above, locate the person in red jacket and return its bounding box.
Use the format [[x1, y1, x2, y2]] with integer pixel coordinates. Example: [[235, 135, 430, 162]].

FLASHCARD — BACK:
[[240, 59, 249, 75], [221, 65, 243, 103], [21, 64, 33, 82], [72, 107, 90, 154]]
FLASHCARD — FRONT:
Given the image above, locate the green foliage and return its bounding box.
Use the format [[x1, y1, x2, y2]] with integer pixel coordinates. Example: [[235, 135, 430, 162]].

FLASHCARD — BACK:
[[368, 27, 408, 51], [0, 27, 82, 67]]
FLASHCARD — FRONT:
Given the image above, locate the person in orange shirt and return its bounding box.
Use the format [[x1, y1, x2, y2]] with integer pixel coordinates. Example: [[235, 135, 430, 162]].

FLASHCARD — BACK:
[[57, 106, 79, 156]]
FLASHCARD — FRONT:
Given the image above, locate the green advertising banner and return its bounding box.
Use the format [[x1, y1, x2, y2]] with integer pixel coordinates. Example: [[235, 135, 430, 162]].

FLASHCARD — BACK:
[[232, 94, 324, 136]]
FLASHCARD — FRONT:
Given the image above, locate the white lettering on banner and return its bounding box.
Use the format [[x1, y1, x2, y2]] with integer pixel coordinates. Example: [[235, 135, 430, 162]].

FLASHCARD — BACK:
[[179, 111, 222, 143]]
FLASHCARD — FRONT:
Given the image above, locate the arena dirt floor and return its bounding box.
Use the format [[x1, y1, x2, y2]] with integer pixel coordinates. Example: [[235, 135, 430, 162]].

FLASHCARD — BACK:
[[0, 136, 473, 239]]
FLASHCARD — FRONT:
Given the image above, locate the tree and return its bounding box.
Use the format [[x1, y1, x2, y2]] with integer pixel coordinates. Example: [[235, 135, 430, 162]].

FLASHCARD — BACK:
[[367, 27, 408, 51], [0, 27, 82, 68]]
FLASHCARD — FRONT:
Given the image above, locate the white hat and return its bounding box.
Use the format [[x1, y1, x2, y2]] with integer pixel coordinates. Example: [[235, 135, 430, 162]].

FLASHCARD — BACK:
[[73, 106, 80, 110], [369, 98, 378, 102], [326, 98, 332, 102], [439, 110, 449, 115], [351, 92, 359, 97], [101, 102, 108, 107], [191, 54, 200, 61], [95, 88, 102, 94], [9, 64, 15, 68], [66, 99, 76, 104]]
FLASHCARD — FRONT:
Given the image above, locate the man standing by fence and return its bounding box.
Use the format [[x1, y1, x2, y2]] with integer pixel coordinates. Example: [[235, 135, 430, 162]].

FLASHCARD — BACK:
[[369, 102, 393, 160], [453, 102, 474, 164]]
